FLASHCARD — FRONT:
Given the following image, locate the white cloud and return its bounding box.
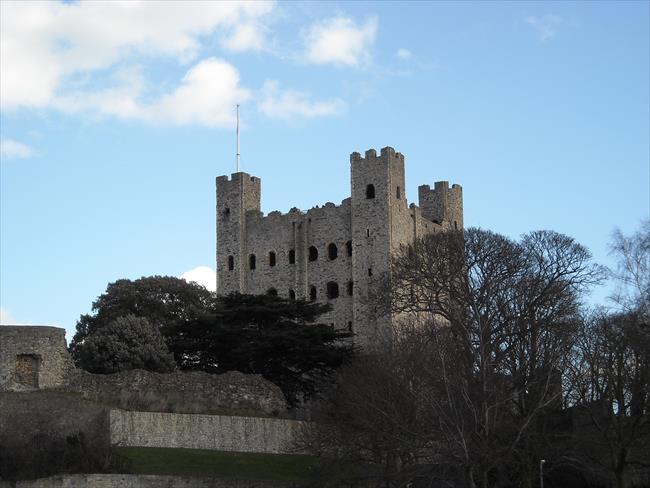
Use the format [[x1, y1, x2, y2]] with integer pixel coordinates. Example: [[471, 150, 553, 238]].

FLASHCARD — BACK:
[[525, 15, 563, 42], [0, 139, 34, 160], [0, 0, 275, 109], [180, 266, 217, 292], [0, 308, 29, 325], [258, 80, 346, 120], [149, 58, 251, 126], [304, 16, 378, 67], [221, 22, 267, 52], [397, 48, 412, 60], [53, 58, 251, 128]]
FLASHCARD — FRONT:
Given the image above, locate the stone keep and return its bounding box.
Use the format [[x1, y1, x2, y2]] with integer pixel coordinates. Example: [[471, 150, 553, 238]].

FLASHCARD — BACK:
[[216, 147, 463, 346]]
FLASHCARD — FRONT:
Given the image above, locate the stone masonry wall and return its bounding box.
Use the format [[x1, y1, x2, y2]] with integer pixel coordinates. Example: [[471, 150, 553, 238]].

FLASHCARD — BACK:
[[65, 369, 287, 416], [216, 147, 463, 346], [0, 475, 291, 488], [0, 326, 73, 391], [110, 410, 307, 454]]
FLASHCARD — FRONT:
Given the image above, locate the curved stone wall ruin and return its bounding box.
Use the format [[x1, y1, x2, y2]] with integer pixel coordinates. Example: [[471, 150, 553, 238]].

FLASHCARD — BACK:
[[0, 326, 73, 391]]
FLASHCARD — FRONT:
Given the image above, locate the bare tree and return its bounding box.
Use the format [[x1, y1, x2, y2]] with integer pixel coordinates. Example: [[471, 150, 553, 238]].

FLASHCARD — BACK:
[[309, 228, 602, 488], [609, 219, 649, 318], [566, 221, 650, 488]]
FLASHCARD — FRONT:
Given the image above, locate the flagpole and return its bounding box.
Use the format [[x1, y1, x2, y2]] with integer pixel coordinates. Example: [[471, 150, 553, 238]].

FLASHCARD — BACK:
[[236, 104, 240, 172]]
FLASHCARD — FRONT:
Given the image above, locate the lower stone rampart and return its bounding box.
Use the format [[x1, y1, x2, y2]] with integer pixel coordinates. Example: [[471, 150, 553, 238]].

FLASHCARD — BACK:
[[65, 369, 287, 417], [109, 410, 307, 454], [0, 474, 291, 488]]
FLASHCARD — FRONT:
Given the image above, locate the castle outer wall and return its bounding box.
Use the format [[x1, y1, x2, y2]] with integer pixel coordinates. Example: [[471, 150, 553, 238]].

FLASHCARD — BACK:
[[216, 147, 463, 346]]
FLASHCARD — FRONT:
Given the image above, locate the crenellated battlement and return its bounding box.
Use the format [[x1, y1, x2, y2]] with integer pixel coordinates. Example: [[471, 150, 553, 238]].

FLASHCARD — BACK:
[[246, 198, 352, 225], [216, 172, 262, 186], [350, 146, 404, 164]]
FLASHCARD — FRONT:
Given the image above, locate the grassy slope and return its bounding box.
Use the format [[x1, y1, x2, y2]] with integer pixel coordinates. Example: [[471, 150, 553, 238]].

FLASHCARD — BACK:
[[113, 447, 321, 482]]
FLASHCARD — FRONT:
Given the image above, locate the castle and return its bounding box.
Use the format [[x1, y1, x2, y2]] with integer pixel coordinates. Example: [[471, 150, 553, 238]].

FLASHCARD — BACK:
[[216, 146, 463, 346]]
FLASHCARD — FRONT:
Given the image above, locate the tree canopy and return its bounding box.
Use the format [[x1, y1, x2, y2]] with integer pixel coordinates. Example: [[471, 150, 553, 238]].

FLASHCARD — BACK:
[[70, 277, 355, 407], [69, 275, 214, 362], [169, 293, 356, 407], [79, 314, 176, 374]]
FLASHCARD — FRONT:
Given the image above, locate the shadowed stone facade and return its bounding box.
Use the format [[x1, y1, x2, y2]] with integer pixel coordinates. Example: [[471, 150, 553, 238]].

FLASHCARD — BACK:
[[0, 326, 73, 391], [110, 409, 306, 454], [0, 326, 286, 415], [66, 369, 286, 416], [216, 147, 463, 346], [0, 475, 291, 487]]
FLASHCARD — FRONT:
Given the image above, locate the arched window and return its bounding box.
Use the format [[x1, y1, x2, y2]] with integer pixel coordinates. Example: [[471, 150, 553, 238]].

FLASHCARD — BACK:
[[346, 240, 352, 257], [366, 184, 375, 199], [327, 282, 339, 299], [347, 321, 353, 332], [223, 207, 231, 218], [328, 243, 338, 260], [396, 186, 401, 199], [269, 251, 276, 267], [227, 255, 234, 271], [309, 246, 318, 261], [289, 289, 296, 301], [309, 286, 317, 301], [267, 288, 277, 296], [288, 249, 295, 264], [347, 280, 353, 296], [249, 254, 256, 270], [454, 221, 458, 230]]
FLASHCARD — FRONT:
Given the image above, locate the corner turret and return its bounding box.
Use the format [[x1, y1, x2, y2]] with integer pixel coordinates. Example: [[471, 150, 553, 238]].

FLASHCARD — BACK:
[[216, 172, 262, 294], [418, 181, 463, 230]]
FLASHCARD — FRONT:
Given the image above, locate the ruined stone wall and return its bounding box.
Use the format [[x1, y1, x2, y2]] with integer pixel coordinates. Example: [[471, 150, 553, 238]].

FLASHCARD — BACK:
[[110, 410, 307, 454], [65, 369, 286, 416], [0, 326, 73, 391], [216, 147, 464, 346], [0, 475, 291, 488]]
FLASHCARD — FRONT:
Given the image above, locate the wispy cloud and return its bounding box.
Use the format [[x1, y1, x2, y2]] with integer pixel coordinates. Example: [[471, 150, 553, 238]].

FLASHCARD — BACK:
[[0, 138, 34, 160], [0, 1, 275, 110], [303, 16, 378, 67], [0, 307, 29, 325], [258, 80, 346, 120], [180, 266, 216, 292], [525, 15, 563, 42], [396, 48, 413, 60], [221, 22, 268, 53]]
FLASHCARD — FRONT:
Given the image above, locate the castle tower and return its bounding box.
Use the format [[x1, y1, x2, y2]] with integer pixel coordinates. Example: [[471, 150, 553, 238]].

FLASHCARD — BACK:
[[216, 172, 261, 294], [350, 147, 407, 346], [418, 181, 463, 230]]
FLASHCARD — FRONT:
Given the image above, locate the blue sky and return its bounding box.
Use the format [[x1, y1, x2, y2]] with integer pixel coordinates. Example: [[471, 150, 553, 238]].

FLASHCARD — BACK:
[[1, 1, 649, 340]]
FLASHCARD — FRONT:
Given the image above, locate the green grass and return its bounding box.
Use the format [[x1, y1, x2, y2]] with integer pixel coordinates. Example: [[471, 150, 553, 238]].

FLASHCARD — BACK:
[[113, 447, 321, 482]]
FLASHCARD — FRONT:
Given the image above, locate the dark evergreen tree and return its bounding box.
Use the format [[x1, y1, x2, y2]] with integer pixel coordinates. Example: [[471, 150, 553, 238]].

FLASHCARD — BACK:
[[169, 293, 356, 407]]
